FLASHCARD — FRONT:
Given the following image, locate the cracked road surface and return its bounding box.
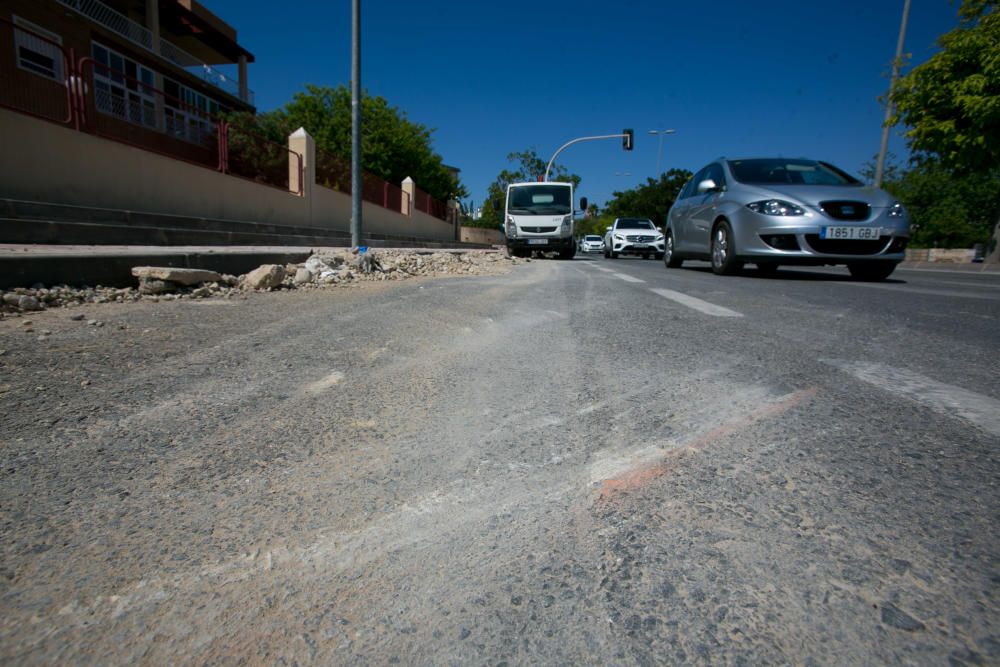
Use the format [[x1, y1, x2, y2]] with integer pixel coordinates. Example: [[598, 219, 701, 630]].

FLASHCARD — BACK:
[[2, 259, 998, 664]]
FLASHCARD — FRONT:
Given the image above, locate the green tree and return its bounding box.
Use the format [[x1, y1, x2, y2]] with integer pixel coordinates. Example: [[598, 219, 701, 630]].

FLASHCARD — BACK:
[[475, 149, 581, 228], [602, 169, 693, 228], [226, 85, 464, 202], [889, 0, 1000, 255]]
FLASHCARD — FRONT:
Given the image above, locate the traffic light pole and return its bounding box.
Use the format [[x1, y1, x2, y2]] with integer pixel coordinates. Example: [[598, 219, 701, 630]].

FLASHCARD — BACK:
[[543, 132, 632, 182]]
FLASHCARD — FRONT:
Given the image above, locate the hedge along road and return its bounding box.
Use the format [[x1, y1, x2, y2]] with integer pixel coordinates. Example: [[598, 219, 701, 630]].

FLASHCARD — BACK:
[[1, 256, 998, 665]]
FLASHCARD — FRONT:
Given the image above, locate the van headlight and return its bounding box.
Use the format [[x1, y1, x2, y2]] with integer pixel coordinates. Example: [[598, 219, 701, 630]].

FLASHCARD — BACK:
[[506, 216, 517, 238], [561, 215, 572, 230]]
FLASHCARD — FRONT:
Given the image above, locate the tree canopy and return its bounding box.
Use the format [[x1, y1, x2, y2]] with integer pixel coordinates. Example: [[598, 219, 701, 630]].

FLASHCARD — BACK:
[[890, 0, 999, 173], [602, 169, 693, 228], [227, 85, 464, 202], [887, 0, 1000, 254]]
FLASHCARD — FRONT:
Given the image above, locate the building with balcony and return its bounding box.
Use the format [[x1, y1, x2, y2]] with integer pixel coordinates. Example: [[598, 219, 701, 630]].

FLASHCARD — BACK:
[[4, 0, 255, 133]]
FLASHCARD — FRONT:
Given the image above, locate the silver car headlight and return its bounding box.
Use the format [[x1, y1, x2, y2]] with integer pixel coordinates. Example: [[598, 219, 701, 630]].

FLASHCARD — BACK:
[[746, 200, 805, 216], [614, 234, 625, 241], [506, 216, 517, 238], [888, 202, 907, 218]]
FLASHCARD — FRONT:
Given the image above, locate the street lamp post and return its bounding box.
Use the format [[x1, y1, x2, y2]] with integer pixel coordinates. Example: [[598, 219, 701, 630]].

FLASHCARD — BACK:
[[648, 129, 676, 177]]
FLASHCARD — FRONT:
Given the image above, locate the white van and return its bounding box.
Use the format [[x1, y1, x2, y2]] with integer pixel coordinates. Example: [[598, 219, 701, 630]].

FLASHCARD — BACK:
[[503, 181, 586, 259]]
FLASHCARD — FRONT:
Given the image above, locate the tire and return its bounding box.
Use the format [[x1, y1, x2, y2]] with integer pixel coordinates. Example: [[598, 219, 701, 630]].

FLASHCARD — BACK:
[[610, 251, 619, 259], [558, 243, 576, 260], [604, 244, 610, 258], [847, 261, 897, 281], [663, 232, 683, 268], [756, 262, 780, 277], [711, 221, 743, 276]]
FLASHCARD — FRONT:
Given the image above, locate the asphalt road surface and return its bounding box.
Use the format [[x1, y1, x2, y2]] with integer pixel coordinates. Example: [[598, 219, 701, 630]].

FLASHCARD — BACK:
[[2, 256, 998, 665]]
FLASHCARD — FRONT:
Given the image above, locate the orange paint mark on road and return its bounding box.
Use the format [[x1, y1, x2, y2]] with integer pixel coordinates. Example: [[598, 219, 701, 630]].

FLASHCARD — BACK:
[[597, 387, 818, 502]]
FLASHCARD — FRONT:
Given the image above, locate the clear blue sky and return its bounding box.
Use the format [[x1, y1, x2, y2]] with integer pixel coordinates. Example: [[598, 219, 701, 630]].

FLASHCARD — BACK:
[[206, 0, 961, 209]]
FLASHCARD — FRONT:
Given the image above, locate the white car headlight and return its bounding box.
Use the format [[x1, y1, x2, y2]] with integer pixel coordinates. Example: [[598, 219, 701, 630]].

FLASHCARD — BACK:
[[614, 234, 625, 241], [888, 202, 907, 218], [746, 200, 805, 216]]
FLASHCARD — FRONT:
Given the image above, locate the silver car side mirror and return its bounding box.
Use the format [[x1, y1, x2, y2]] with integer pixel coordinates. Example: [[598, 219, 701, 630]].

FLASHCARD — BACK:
[[697, 179, 717, 193]]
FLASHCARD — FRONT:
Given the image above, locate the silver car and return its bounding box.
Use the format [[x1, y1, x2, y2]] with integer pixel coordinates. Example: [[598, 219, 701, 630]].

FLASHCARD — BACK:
[[664, 158, 911, 280]]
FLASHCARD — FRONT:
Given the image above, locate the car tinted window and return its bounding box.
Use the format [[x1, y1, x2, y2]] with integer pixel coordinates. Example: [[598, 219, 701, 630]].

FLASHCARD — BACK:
[[585, 235, 601, 241], [728, 159, 861, 185], [616, 219, 655, 229]]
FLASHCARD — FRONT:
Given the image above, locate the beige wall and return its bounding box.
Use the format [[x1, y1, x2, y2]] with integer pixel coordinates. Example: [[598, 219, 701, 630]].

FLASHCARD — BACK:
[[460, 226, 503, 245], [0, 109, 459, 241]]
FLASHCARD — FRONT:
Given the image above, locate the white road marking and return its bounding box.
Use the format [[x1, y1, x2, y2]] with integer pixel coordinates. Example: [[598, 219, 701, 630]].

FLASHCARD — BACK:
[[823, 359, 1000, 437], [594, 266, 615, 273], [614, 273, 646, 283], [649, 288, 743, 317]]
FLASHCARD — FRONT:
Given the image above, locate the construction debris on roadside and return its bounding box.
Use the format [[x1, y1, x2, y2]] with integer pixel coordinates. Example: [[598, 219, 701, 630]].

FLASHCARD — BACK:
[[0, 249, 526, 316]]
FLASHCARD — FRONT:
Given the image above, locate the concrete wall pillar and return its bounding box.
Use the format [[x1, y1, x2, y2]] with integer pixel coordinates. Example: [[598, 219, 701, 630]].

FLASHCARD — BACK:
[[238, 55, 249, 103], [288, 127, 315, 221], [401, 176, 415, 217], [145, 0, 161, 53]]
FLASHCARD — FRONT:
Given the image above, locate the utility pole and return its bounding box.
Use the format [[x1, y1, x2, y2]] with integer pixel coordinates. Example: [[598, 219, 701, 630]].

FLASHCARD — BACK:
[[350, 0, 362, 247], [874, 0, 911, 188], [648, 129, 676, 177]]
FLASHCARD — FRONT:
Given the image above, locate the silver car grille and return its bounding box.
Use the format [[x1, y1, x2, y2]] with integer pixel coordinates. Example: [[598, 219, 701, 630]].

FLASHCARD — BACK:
[[625, 235, 655, 242]]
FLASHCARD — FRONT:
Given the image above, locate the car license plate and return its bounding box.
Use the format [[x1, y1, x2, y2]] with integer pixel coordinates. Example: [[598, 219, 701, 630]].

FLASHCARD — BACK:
[[527, 239, 548, 245], [821, 226, 881, 240], [633, 244, 649, 249]]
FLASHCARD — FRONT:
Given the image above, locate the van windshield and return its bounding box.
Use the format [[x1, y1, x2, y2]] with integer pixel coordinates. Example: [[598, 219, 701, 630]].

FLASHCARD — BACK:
[[508, 185, 572, 215]]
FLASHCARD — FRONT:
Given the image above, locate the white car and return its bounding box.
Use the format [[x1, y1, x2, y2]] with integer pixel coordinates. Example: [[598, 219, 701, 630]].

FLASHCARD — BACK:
[[604, 218, 665, 259], [578, 235, 606, 253]]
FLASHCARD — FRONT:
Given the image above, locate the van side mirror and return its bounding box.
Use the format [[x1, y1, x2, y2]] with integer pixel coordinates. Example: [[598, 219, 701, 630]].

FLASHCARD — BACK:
[[579, 197, 588, 212]]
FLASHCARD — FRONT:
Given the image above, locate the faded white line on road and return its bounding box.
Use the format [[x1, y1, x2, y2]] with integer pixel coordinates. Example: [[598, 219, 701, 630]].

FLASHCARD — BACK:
[[594, 266, 615, 273], [614, 273, 646, 283], [302, 370, 345, 394], [823, 359, 1000, 437], [649, 288, 743, 317]]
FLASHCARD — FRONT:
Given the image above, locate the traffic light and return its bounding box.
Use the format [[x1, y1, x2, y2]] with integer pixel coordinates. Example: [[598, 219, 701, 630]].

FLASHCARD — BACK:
[[622, 128, 634, 151]]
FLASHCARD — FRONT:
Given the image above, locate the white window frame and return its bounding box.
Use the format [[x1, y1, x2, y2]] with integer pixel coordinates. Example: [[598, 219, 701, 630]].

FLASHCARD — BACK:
[[91, 41, 157, 130], [13, 16, 64, 82]]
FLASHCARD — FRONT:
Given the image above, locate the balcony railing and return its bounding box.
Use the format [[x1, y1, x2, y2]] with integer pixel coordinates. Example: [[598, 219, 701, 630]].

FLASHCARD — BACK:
[[56, 0, 254, 105]]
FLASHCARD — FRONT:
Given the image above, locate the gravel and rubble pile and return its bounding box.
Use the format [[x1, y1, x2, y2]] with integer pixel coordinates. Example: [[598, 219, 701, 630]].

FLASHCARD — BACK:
[[0, 249, 523, 317]]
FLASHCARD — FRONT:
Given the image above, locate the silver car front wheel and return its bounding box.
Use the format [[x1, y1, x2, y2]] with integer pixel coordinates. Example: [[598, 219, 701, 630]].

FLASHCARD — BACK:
[[710, 221, 743, 276]]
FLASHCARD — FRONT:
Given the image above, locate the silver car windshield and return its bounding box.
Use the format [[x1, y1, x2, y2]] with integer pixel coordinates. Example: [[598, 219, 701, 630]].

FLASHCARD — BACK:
[[728, 159, 861, 186]]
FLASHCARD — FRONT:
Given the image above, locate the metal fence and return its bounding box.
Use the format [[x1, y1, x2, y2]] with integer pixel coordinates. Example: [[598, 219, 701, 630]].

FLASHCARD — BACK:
[[413, 185, 448, 221], [316, 150, 412, 214]]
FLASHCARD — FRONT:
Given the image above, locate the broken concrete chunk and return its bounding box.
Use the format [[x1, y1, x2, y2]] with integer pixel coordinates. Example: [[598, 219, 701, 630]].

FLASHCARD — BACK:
[[131, 267, 222, 286], [138, 279, 176, 295], [293, 268, 314, 285], [242, 264, 286, 290]]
